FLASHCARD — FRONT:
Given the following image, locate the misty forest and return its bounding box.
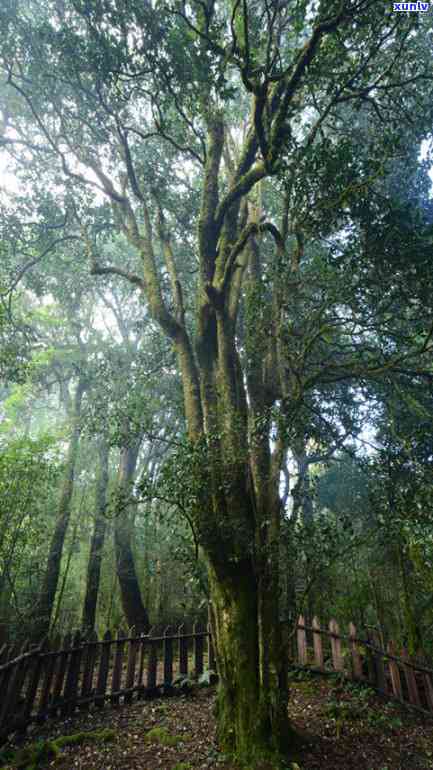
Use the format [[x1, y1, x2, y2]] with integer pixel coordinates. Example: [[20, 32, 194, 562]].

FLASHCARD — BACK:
[[1, 1, 433, 769]]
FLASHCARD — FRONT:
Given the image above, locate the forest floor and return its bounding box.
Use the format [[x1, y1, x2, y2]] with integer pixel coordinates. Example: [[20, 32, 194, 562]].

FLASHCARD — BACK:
[[2, 671, 433, 770]]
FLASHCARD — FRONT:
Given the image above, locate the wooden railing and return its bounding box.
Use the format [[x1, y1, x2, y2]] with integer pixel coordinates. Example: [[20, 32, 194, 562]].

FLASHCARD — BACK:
[[0, 624, 214, 744], [295, 615, 433, 714], [1, 615, 433, 744]]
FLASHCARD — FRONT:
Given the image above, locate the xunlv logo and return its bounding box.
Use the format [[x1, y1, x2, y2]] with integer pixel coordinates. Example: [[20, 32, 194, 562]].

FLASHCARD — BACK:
[[393, 2, 431, 9]]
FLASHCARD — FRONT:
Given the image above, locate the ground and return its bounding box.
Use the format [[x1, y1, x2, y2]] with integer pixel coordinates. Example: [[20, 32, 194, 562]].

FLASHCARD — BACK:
[[2, 672, 433, 770]]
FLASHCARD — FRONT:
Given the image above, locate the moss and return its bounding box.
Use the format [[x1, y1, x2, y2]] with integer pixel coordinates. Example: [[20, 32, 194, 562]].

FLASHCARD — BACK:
[[55, 728, 116, 748], [145, 727, 191, 747], [0, 729, 116, 770]]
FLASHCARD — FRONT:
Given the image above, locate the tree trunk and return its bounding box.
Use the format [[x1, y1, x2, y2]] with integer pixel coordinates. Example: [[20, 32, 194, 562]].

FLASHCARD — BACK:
[[209, 558, 293, 764], [113, 438, 150, 633], [399, 542, 423, 654], [82, 437, 110, 631], [31, 379, 85, 641]]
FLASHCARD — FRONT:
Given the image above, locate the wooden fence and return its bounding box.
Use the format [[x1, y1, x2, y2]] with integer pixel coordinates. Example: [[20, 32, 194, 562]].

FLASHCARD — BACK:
[[295, 615, 433, 714], [1, 616, 433, 745], [0, 624, 214, 744]]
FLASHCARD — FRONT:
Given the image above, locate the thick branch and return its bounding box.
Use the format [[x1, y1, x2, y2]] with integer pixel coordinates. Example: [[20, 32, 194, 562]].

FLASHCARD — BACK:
[[198, 115, 224, 284]]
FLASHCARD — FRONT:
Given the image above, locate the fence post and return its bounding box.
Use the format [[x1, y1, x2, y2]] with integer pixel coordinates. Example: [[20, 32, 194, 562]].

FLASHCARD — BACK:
[[21, 638, 49, 727], [207, 622, 216, 672], [0, 642, 29, 734], [401, 647, 421, 708], [62, 630, 83, 716], [348, 623, 363, 680], [417, 652, 433, 712], [163, 626, 173, 686], [193, 622, 204, 677], [297, 615, 308, 666], [124, 628, 138, 704], [329, 619, 344, 672], [387, 640, 403, 702], [312, 617, 323, 669], [371, 629, 386, 694], [95, 629, 111, 707], [38, 634, 61, 719], [147, 627, 157, 692], [81, 630, 99, 709], [52, 632, 72, 714], [111, 629, 126, 705], [0, 643, 8, 665], [178, 624, 188, 677], [136, 632, 147, 696]]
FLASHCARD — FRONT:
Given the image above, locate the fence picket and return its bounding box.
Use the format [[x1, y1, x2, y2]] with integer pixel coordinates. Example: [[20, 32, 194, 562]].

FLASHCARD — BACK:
[[163, 626, 173, 686], [387, 640, 403, 701], [37, 634, 62, 721], [81, 630, 99, 709], [21, 639, 48, 726], [0, 642, 29, 734], [178, 624, 188, 677], [52, 633, 72, 711], [401, 647, 421, 707], [136, 634, 147, 695], [95, 630, 111, 707], [193, 622, 204, 677], [423, 670, 433, 712], [38, 634, 61, 719], [0, 660, 13, 714], [0, 643, 8, 665], [111, 629, 126, 705], [62, 630, 83, 716], [312, 617, 323, 669], [371, 630, 387, 694], [297, 615, 308, 666], [364, 630, 377, 686], [348, 623, 363, 680], [125, 628, 139, 704], [147, 627, 157, 691], [207, 622, 216, 672], [329, 619, 344, 671]]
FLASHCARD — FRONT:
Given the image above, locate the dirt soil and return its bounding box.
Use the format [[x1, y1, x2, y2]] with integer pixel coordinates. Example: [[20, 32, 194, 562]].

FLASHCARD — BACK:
[[3, 673, 433, 770]]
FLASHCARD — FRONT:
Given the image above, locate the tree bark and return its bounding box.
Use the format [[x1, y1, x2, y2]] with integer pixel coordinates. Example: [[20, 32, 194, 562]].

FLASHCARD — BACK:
[[209, 557, 293, 762], [113, 437, 150, 634], [82, 437, 110, 631], [31, 378, 85, 641]]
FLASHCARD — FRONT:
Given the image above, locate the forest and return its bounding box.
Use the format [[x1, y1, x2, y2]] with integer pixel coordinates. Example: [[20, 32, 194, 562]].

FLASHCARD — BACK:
[[0, 1, 433, 768]]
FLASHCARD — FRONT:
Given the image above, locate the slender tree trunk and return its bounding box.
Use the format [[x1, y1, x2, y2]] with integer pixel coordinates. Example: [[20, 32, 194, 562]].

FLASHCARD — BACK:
[[399, 542, 422, 654], [82, 437, 110, 631], [31, 379, 85, 641], [293, 447, 315, 621], [0, 578, 10, 645], [113, 438, 150, 633]]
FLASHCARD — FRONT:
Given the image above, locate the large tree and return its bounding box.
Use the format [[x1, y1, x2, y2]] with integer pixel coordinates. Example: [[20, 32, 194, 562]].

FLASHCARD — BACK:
[[1, 0, 433, 763]]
